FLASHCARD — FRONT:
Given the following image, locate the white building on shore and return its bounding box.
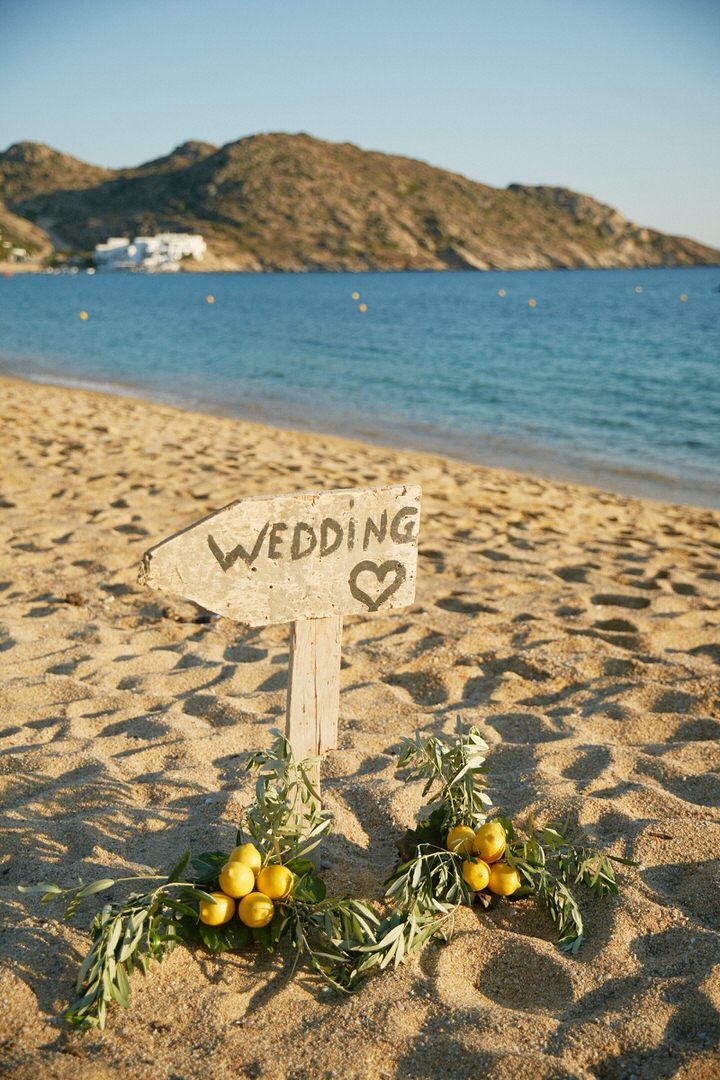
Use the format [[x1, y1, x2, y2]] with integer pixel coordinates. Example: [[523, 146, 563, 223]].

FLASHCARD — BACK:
[[93, 233, 206, 271]]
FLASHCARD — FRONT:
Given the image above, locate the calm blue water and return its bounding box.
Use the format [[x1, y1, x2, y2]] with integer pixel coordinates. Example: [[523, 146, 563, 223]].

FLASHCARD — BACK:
[[1, 268, 719, 505]]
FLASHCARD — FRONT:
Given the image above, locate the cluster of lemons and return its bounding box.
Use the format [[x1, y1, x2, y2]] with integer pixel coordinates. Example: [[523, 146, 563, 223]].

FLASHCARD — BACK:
[[198, 843, 293, 929], [447, 820, 522, 897]]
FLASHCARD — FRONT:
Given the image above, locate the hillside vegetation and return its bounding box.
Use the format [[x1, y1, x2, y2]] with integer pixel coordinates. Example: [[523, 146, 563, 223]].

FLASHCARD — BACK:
[[1, 133, 717, 270]]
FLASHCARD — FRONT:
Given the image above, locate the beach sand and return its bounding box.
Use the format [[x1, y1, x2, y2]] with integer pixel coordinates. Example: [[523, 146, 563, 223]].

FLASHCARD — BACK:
[[1, 373, 718, 1079]]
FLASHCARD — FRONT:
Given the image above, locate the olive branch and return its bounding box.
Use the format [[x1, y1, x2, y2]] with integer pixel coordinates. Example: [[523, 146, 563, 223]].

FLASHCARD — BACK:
[[19, 852, 218, 1029], [244, 730, 331, 862], [396, 718, 492, 832], [18, 734, 374, 1028], [503, 817, 634, 952], [337, 722, 491, 977], [355, 721, 635, 972]]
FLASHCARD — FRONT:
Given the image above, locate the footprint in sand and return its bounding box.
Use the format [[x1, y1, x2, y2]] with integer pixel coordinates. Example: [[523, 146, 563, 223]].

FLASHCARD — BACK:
[[483, 656, 552, 682], [223, 643, 268, 663], [182, 694, 251, 727], [101, 583, 136, 598], [411, 630, 446, 657], [651, 689, 699, 713], [554, 565, 592, 582], [593, 617, 638, 633], [591, 592, 651, 609], [671, 581, 698, 596], [686, 643, 720, 664], [639, 873, 720, 931], [561, 744, 612, 789], [675, 717, 720, 740], [418, 547, 446, 572], [113, 522, 150, 537], [474, 939, 575, 1013], [603, 658, 634, 676], [101, 715, 170, 740], [384, 670, 448, 706], [487, 711, 568, 744], [436, 595, 499, 615], [256, 670, 288, 692]]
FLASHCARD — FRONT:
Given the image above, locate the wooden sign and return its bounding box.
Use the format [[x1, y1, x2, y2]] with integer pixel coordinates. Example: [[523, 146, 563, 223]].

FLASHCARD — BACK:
[[140, 485, 421, 627], [140, 484, 421, 858]]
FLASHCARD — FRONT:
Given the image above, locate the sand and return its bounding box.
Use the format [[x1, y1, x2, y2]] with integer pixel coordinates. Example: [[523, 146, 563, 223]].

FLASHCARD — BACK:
[[0, 373, 718, 1080]]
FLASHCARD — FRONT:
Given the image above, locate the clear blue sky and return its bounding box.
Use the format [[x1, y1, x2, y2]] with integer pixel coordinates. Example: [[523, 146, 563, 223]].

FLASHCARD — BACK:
[[2, 0, 719, 245]]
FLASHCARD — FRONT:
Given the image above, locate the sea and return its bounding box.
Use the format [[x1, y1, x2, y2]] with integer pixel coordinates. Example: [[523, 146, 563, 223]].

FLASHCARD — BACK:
[[1, 267, 718, 507]]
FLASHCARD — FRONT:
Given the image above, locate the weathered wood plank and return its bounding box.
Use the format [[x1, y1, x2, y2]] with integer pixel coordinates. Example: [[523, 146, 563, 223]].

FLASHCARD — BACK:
[[285, 615, 343, 764], [140, 484, 421, 626], [285, 615, 342, 866]]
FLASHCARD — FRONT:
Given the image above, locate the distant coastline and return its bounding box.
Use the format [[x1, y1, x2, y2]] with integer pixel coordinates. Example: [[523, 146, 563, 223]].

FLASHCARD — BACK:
[[2, 262, 719, 277], [2, 133, 719, 273]]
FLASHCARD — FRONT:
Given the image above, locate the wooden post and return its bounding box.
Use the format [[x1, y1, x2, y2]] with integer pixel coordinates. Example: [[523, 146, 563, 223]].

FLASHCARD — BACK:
[[286, 616, 343, 770], [285, 616, 342, 866]]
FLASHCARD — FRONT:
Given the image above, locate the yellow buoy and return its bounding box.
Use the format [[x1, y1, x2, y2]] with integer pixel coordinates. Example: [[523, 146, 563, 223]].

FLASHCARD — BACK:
[[359, 302, 368, 312], [206, 295, 215, 304], [497, 288, 506, 297], [680, 293, 688, 302], [79, 311, 89, 320], [352, 291, 360, 300], [528, 298, 537, 308]]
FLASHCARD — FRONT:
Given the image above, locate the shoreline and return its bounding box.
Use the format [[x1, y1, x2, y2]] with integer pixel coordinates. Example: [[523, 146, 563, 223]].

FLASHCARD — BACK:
[[3, 261, 720, 276], [2, 365, 717, 512]]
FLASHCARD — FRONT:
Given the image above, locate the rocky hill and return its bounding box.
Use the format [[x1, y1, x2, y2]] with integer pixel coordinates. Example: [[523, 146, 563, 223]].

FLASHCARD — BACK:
[[1, 133, 717, 271]]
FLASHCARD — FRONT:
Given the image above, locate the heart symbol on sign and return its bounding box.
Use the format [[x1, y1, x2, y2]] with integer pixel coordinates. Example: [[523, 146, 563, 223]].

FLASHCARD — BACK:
[[348, 559, 407, 612]]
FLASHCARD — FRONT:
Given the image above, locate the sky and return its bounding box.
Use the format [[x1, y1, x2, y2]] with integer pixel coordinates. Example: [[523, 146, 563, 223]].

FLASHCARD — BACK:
[[1, 0, 719, 246]]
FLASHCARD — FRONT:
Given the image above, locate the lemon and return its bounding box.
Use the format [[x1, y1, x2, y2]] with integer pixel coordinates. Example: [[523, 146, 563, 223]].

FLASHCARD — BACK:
[[462, 858, 490, 891], [218, 861, 256, 899], [256, 864, 293, 900], [488, 862, 521, 897], [238, 892, 275, 928], [228, 842, 262, 873], [198, 891, 235, 926], [472, 821, 506, 863], [446, 825, 476, 856]]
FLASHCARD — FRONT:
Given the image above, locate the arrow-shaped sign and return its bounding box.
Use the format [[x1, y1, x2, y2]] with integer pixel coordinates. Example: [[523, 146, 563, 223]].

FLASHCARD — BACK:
[[140, 484, 420, 627]]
